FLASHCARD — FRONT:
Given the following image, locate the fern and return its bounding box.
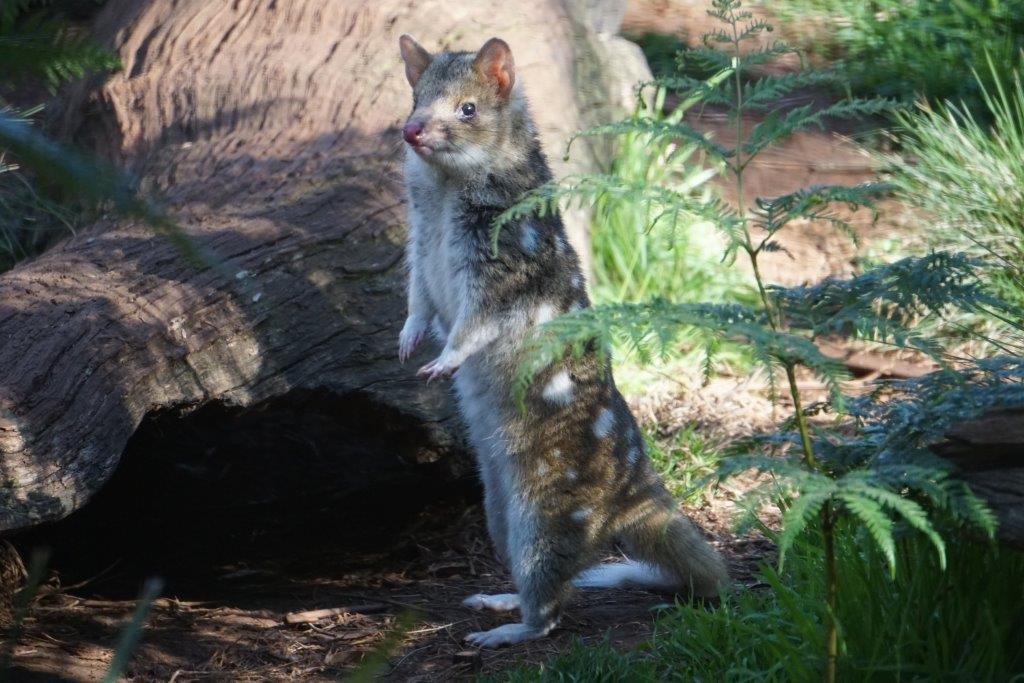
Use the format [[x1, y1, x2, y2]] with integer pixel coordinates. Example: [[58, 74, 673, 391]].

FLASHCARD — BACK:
[[567, 116, 735, 161], [0, 0, 119, 271], [741, 98, 894, 162], [495, 2, 1020, 679], [0, 0, 119, 89]]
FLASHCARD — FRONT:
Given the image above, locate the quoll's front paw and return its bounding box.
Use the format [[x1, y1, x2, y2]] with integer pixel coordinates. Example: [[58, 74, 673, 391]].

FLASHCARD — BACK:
[[398, 316, 428, 363], [417, 355, 458, 382]]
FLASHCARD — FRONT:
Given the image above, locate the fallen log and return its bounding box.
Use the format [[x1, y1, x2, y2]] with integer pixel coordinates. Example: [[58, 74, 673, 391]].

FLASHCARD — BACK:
[[0, 0, 650, 531], [932, 408, 1024, 550]]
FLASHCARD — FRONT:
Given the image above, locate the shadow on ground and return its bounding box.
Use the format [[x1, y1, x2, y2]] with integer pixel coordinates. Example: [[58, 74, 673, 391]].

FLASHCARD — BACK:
[[4, 391, 767, 680]]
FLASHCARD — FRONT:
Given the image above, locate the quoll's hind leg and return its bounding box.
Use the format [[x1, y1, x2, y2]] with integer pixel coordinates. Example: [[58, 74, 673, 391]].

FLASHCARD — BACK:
[[465, 515, 583, 648], [478, 459, 510, 566], [618, 502, 729, 598], [454, 368, 511, 566]]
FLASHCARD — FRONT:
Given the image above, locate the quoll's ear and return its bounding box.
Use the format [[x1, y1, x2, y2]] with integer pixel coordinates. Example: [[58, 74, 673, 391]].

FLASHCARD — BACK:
[[399, 34, 432, 87], [473, 37, 515, 99]]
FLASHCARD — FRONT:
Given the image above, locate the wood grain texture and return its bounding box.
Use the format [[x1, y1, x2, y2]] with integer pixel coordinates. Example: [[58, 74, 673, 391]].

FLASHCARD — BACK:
[[0, 0, 650, 530], [933, 408, 1024, 549]]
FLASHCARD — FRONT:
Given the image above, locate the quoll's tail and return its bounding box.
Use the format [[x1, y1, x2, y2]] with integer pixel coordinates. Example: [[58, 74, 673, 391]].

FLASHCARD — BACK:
[[576, 503, 728, 597], [573, 558, 677, 591]]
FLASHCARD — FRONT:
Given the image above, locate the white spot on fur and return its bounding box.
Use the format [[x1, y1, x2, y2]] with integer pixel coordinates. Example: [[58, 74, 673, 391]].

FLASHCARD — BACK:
[[520, 223, 539, 252], [571, 273, 583, 289], [535, 302, 557, 325], [542, 370, 573, 406], [536, 461, 549, 477], [571, 507, 593, 523], [451, 320, 501, 362], [593, 407, 615, 438], [626, 446, 641, 464], [565, 467, 578, 482]]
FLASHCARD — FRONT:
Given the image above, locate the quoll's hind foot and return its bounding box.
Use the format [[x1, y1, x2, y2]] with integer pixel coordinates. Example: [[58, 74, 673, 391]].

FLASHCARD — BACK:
[[464, 622, 554, 648], [462, 593, 521, 612]]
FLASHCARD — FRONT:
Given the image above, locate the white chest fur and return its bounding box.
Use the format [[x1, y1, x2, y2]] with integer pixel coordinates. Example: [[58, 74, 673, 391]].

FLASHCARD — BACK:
[[405, 153, 475, 329]]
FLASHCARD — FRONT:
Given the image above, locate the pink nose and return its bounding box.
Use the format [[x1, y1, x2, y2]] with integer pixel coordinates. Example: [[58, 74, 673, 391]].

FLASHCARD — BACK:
[[403, 120, 424, 145]]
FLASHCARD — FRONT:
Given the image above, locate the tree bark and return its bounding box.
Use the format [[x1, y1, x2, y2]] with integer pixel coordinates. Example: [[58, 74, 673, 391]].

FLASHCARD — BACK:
[[932, 408, 1024, 550], [0, 0, 650, 531]]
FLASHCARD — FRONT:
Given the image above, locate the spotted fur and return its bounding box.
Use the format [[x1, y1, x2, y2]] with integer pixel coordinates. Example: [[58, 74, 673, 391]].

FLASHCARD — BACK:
[[398, 35, 728, 648]]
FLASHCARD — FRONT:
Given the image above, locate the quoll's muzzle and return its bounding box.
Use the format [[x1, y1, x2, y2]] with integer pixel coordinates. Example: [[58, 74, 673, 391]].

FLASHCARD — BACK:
[[403, 120, 424, 145]]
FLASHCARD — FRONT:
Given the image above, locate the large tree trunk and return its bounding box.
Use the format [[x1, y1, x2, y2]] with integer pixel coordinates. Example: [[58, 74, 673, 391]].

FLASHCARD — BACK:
[[0, 0, 650, 531]]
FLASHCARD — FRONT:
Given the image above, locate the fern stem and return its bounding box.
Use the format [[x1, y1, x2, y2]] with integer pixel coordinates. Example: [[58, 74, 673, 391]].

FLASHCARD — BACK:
[[784, 363, 820, 470], [723, 5, 833, 679], [822, 503, 838, 683]]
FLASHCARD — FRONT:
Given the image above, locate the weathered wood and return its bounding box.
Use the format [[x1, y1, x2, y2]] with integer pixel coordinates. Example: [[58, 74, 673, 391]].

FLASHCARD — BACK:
[[817, 339, 934, 380], [933, 408, 1024, 549], [0, 0, 650, 531]]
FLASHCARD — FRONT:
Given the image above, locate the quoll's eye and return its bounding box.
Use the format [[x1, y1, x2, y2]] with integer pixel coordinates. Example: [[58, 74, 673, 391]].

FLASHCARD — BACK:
[[460, 102, 476, 118]]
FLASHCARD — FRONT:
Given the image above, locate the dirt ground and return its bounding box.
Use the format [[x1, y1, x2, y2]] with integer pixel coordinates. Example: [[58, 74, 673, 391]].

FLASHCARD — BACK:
[[2, 2, 935, 680], [5, 490, 771, 681]]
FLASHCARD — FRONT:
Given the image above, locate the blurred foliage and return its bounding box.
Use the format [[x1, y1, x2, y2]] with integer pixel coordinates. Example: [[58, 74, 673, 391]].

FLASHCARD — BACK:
[[0, 0, 117, 272], [628, 31, 722, 84], [1, 0, 117, 89], [883, 60, 1024, 313], [773, 0, 1024, 118], [0, 549, 163, 682], [585, 84, 744, 306]]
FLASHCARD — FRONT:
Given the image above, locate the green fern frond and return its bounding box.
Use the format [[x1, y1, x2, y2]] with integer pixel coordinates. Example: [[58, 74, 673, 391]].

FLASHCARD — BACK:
[[837, 491, 897, 575], [850, 357, 1024, 466], [743, 99, 895, 161], [0, 0, 35, 27], [944, 480, 999, 538], [735, 41, 802, 70], [735, 19, 774, 43], [772, 252, 1013, 355], [713, 454, 832, 488], [677, 45, 733, 75], [742, 70, 845, 110], [510, 299, 850, 406], [640, 76, 732, 107], [567, 117, 734, 161], [0, 7, 119, 88], [752, 182, 889, 236], [777, 484, 834, 570], [491, 174, 743, 255], [839, 477, 947, 569]]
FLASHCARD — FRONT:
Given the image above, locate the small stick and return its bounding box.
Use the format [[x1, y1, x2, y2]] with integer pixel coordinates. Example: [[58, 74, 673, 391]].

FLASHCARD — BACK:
[[284, 603, 388, 625]]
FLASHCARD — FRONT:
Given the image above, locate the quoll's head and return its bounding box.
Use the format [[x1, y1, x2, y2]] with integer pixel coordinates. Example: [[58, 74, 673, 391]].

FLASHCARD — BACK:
[[398, 34, 519, 171]]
